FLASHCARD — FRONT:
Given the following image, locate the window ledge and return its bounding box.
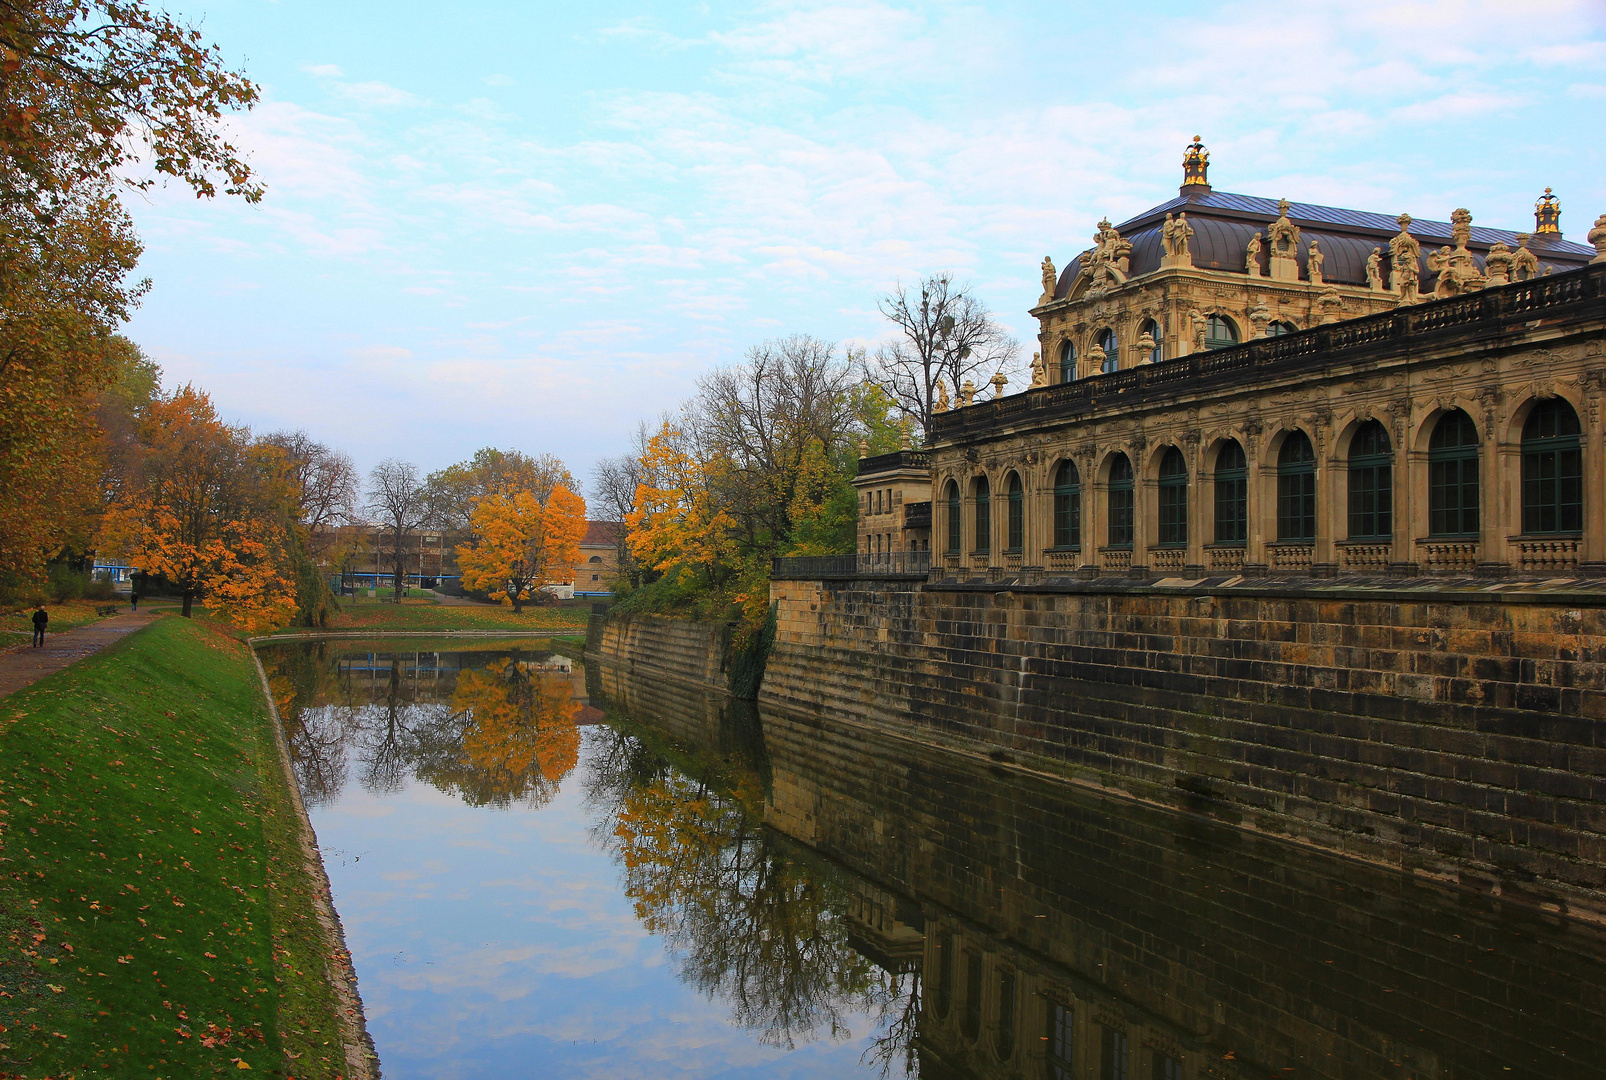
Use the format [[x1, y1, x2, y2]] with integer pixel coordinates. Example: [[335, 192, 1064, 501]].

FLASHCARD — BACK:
[[1268, 540, 1316, 547], [1204, 542, 1247, 549]]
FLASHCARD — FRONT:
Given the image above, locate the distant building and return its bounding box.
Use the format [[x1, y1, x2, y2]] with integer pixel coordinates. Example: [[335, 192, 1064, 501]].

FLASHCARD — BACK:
[[853, 450, 932, 556], [574, 521, 623, 595]]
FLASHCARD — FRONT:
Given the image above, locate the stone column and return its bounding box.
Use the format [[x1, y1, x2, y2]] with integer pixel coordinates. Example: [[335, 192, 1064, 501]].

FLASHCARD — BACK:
[[1133, 463, 1152, 575], [1318, 448, 1341, 573], [1585, 419, 1605, 568], [1248, 453, 1270, 572], [1400, 433, 1426, 571], [1186, 464, 1206, 574], [1088, 467, 1107, 576], [1486, 429, 1516, 571]]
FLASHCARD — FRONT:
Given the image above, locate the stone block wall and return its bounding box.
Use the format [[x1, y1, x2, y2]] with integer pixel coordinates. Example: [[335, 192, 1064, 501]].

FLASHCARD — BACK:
[[590, 612, 734, 695], [764, 577, 1606, 916]]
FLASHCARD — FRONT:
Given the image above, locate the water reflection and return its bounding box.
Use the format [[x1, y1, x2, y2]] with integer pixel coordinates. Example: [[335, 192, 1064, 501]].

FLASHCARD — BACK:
[[257, 640, 1606, 1080]]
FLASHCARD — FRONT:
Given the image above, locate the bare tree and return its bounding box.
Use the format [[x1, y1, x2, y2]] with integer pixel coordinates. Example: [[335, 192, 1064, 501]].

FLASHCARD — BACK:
[[695, 335, 858, 553], [260, 430, 358, 553], [366, 458, 430, 603], [592, 428, 649, 579], [865, 273, 1020, 438]]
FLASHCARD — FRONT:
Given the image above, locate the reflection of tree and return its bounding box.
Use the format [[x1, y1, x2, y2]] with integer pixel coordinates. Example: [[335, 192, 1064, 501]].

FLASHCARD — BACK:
[[260, 647, 581, 810], [585, 727, 918, 1065]]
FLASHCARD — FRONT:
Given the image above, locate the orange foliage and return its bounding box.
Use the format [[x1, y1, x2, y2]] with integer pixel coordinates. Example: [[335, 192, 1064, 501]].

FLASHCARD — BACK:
[[625, 422, 735, 579], [451, 660, 581, 798], [457, 485, 587, 612]]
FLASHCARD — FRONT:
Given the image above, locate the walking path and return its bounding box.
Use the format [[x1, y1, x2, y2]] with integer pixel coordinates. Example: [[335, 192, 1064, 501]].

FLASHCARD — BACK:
[[0, 611, 159, 700]]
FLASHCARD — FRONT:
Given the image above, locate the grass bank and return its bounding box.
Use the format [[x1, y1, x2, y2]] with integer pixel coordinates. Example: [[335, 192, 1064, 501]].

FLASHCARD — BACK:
[[319, 601, 588, 634], [0, 616, 354, 1077]]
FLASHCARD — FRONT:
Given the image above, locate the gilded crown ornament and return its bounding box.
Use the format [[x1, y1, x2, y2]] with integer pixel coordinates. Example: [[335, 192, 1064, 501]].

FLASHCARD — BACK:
[[1535, 187, 1561, 234], [1181, 136, 1210, 190]]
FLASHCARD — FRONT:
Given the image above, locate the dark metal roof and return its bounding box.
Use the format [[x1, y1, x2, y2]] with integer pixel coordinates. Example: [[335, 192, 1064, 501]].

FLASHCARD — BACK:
[[1051, 188, 1594, 302]]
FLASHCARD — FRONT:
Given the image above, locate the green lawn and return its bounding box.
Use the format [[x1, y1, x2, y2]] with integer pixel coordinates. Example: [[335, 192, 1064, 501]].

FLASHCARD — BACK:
[[0, 617, 351, 1077], [1, 600, 123, 643]]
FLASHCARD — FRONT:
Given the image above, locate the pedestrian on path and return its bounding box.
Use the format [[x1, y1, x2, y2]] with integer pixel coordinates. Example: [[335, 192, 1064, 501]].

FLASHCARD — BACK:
[[130, 589, 139, 612], [31, 606, 48, 647]]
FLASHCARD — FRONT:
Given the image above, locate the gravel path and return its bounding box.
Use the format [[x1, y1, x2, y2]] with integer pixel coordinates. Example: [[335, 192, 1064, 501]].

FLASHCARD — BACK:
[[0, 611, 159, 700]]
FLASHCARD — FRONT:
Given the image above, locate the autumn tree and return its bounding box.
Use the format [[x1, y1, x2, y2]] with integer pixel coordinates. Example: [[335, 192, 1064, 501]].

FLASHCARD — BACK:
[[626, 421, 736, 587], [457, 486, 587, 612], [101, 385, 297, 629], [864, 273, 1019, 438], [365, 458, 430, 603], [426, 448, 576, 534]]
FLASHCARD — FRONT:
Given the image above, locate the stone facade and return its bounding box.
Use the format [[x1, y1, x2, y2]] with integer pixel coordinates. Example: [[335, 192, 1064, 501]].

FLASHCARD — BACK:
[[763, 575, 1606, 919], [853, 449, 932, 555], [928, 264, 1606, 579]]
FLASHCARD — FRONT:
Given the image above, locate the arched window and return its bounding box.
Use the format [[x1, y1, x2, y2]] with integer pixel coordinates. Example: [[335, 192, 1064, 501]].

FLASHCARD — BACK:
[[1429, 410, 1480, 536], [973, 476, 991, 553], [1139, 318, 1163, 363], [1277, 432, 1316, 542], [1347, 421, 1392, 540], [588, 555, 603, 564], [945, 480, 961, 554], [1205, 314, 1240, 350], [962, 952, 983, 1040], [1059, 340, 1077, 383], [995, 969, 1016, 1060], [1107, 454, 1134, 548], [1098, 327, 1118, 373], [1266, 320, 1299, 337], [1157, 447, 1187, 547], [1213, 440, 1248, 545], [1522, 399, 1582, 534], [1053, 461, 1081, 549], [1006, 472, 1024, 552]]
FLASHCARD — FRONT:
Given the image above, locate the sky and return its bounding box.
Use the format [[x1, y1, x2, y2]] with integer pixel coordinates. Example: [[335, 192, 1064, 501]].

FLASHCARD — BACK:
[[123, 0, 1606, 490]]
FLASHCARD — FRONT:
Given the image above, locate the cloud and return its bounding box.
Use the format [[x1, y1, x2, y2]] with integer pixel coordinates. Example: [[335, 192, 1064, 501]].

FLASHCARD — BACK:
[[301, 63, 344, 78], [337, 81, 423, 108]]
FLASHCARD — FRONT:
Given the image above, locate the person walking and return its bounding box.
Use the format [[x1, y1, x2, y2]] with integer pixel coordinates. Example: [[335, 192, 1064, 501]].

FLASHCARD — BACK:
[[31, 606, 48, 647], [130, 588, 139, 612]]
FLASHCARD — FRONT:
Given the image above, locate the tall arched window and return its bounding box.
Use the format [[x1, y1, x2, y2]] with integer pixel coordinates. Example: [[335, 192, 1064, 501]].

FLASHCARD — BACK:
[[1157, 447, 1188, 546], [1006, 472, 1024, 552], [1429, 410, 1480, 536], [1266, 320, 1298, 337], [1347, 421, 1392, 540], [972, 476, 991, 553], [945, 480, 961, 553], [1522, 399, 1582, 534], [1205, 314, 1240, 350], [1098, 328, 1118, 373], [1107, 454, 1134, 547], [995, 969, 1016, 1061], [1139, 318, 1163, 363], [1214, 440, 1248, 544], [1059, 340, 1077, 383], [1053, 461, 1081, 549], [1277, 432, 1316, 542]]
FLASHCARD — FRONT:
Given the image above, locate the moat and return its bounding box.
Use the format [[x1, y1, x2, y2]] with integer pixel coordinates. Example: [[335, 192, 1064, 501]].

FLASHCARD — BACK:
[[257, 638, 1606, 1080]]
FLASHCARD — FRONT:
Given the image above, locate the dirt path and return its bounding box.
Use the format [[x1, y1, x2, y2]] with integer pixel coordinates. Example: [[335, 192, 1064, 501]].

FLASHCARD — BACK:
[[0, 611, 159, 700]]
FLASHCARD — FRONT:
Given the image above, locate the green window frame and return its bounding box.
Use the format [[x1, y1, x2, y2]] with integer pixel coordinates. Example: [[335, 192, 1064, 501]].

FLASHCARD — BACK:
[[945, 481, 961, 554], [1277, 432, 1316, 542], [1522, 399, 1582, 534], [1347, 420, 1393, 540], [1213, 440, 1248, 545], [1099, 328, 1118, 373], [1139, 318, 1163, 363], [1107, 454, 1134, 548], [1157, 447, 1188, 547], [1205, 314, 1239, 350], [1060, 340, 1077, 383], [1053, 461, 1081, 550], [1428, 410, 1480, 536], [1266, 320, 1298, 337], [973, 476, 991, 553], [1006, 472, 1024, 552]]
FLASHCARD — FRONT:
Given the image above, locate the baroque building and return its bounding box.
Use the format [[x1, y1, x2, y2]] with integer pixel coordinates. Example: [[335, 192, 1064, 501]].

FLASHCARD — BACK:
[[917, 141, 1606, 579]]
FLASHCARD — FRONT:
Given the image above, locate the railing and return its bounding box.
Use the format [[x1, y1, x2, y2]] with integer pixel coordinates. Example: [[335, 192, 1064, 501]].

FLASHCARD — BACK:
[[1268, 543, 1314, 572], [903, 501, 932, 531], [1206, 545, 1246, 571], [858, 450, 931, 476], [1101, 547, 1133, 572], [1512, 536, 1581, 572], [1045, 549, 1080, 572], [929, 263, 1606, 443], [1150, 548, 1186, 572], [771, 551, 933, 580], [1417, 538, 1478, 572], [1003, 552, 1024, 571], [1338, 542, 1391, 572], [971, 552, 991, 571]]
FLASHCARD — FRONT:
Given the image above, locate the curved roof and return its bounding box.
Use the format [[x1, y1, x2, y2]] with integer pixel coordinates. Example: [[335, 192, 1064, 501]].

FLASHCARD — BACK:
[[1053, 189, 1594, 301]]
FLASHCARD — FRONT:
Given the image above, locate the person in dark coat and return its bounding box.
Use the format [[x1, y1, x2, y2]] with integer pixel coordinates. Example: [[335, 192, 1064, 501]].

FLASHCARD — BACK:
[[130, 589, 139, 612], [31, 606, 47, 647]]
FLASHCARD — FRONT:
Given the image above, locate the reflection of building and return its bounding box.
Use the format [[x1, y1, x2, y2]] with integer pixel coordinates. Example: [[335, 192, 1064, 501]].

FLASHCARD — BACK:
[[853, 450, 932, 556], [921, 144, 1604, 578], [843, 881, 924, 975], [573, 520, 622, 596]]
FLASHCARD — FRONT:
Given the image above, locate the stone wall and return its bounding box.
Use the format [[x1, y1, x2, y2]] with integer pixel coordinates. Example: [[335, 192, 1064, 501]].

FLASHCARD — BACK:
[[589, 612, 734, 695], [764, 576, 1606, 917]]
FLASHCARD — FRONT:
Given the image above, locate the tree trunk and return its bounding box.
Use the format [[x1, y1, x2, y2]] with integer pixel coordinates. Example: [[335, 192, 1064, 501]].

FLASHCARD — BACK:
[[181, 590, 194, 618], [511, 593, 523, 613]]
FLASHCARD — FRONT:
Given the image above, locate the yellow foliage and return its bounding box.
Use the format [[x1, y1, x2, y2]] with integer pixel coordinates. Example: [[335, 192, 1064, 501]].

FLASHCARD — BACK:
[[625, 422, 736, 578], [457, 485, 587, 611], [451, 660, 581, 801]]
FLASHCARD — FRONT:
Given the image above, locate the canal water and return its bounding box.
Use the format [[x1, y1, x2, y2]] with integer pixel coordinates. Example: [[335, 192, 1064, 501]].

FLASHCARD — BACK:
[[257, 639, 1606, 1080]]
